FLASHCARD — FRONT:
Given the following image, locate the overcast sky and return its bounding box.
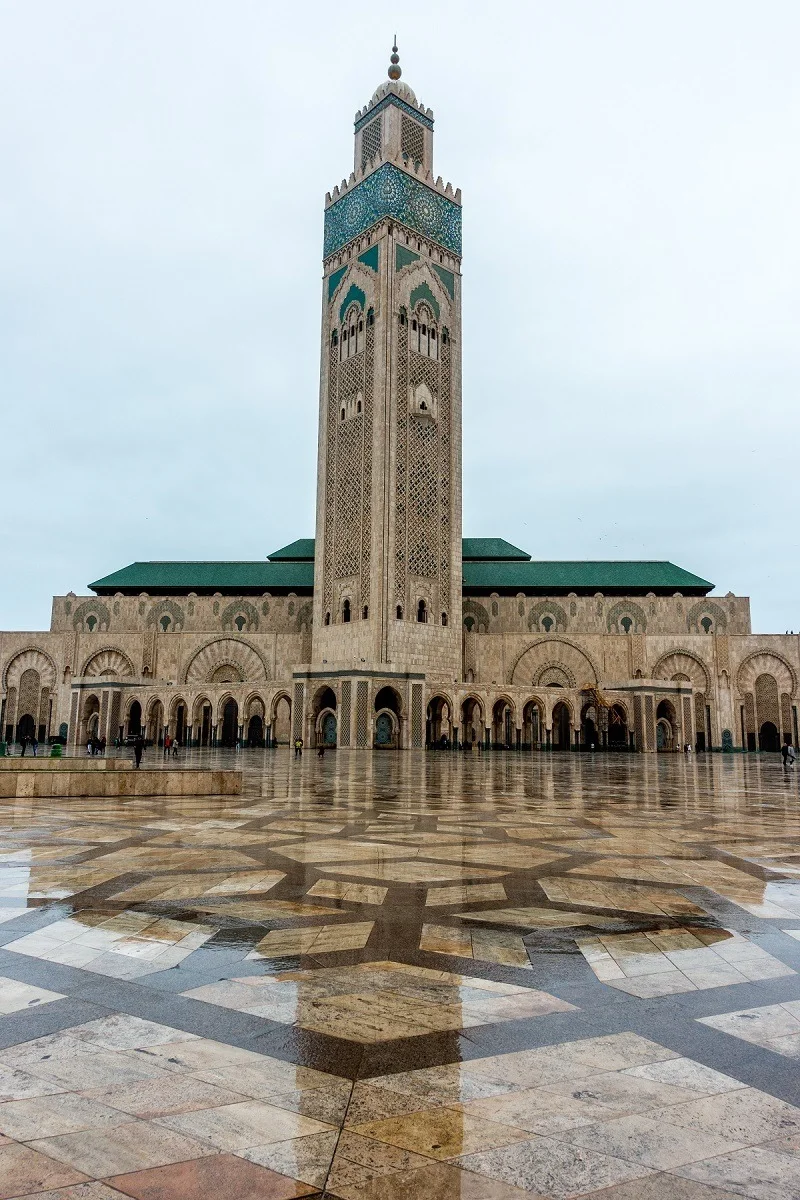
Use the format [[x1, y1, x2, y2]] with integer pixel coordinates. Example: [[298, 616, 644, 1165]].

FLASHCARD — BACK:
[[2, 1, 799, 632]]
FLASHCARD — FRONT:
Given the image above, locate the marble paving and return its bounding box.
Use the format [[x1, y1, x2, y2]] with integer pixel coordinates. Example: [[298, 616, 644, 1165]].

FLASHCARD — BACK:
[[0, 750, 800, 1197]]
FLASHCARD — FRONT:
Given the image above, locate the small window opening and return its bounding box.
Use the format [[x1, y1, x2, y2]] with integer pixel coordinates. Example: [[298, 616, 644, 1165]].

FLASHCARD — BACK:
[[358, 319, 363, 332], [357, 400, 362, 413], [368, 310, 374, 325], [160, 615, 171, 632], [430, 329, 436, 340], [350, 325, 355, 338], [396, 605, 403, 619], [362, 606, 369, 619], [399, 312, 406, 325], [234, 615, 246, 632], [421, 323, 427, 335], [86, 615, 97, 632], [411, 319, 417, 331], [701, 616, 713, 633], [324, 611, 331, 626], [341, 408, 345, 421], [620, 616, 633, 633], [342, 328, 348, 340], [441, 612, 448, 627], [417, 599, 427, 623], [342, 599, 351, 623]]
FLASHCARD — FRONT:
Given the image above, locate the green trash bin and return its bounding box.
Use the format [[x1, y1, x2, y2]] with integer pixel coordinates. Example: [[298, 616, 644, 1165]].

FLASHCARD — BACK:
[[50, 744, 63, 758], [0, 743, 6, 757]]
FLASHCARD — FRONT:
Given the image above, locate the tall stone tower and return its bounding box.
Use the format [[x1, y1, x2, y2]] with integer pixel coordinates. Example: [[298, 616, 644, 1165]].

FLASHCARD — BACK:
[[311, 45, 463, 688]]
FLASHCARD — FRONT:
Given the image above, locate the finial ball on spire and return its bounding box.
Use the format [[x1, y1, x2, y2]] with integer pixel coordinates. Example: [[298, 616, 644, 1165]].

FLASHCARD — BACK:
[[388, 39, 401, 80]]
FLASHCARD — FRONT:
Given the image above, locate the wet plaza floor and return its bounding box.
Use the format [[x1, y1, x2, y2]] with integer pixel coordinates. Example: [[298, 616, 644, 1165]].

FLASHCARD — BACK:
[[1, 749, 800, 1197]]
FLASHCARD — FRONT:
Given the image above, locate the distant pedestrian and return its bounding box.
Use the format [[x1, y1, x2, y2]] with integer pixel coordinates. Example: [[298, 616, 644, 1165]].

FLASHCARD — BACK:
[[32, 737, 38, 758], [20, 736, 27, 757], [782, 743, 790, 767], [318, 743, 325, 757], [294, 738, 303, 757], [99, 736, 106, 756], [172, 739, 179, 757], [788, 743, 796, 767], [133, 734, 145, 769]]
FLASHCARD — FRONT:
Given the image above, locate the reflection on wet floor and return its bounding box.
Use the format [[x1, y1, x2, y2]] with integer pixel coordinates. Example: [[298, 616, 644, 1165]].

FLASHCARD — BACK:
[[1, 750, 800, 1195]]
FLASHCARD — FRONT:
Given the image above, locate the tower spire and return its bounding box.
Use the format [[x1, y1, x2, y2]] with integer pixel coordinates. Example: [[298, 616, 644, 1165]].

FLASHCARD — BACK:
[[388, 38, 401, 81]]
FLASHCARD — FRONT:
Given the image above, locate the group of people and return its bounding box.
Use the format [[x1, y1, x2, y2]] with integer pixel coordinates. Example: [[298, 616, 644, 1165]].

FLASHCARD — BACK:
[[163, 735, 179, 758], [18, 735, 38, 757], [86, 735, 106, 756]]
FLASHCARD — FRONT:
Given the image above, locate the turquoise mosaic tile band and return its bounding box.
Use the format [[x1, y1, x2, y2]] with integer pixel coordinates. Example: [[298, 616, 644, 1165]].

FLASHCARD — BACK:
[[354, 94, 434, 134], [324, 163, 461, 258]]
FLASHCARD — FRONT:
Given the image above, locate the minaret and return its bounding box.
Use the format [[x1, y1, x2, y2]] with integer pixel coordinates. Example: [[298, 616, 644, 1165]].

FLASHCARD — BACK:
[[311, 45, 463, 683]]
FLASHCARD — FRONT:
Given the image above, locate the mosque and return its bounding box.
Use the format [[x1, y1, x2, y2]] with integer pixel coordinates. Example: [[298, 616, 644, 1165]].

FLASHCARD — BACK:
[[2, 48, 798, 754]]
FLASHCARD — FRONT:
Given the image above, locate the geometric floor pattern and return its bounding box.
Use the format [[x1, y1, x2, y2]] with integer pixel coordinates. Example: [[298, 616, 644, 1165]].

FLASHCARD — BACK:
[[1, 749, 800, 1197]]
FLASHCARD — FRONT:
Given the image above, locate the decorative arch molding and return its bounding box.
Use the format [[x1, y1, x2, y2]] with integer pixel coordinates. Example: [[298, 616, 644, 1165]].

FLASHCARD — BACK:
[[71, 599, 111, 633], [686, 599, 728, 634], [183, 638, 269, 686], [269, 690, 293, 724], [652, 650, 711, 693], [81, 648, 135, 679], [736, 651, 796, 698], [463, 599, 490, 632], [220, 600, 259, 634], [293, 600, 313, 632], [528, 600, 568, 634], [243, 693, 266, 720], [399, 261, 451, 321], [536, 664, 576, 688], [146, 600, 186, 633], [509, 637, 599, 688], [427, 691, 454, 712], [3, 647, 57, 690], [606, 600, 647, 634]]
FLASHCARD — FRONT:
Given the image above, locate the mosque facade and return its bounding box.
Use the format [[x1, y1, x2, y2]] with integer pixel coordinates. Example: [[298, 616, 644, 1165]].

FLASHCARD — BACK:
[[2, 51, 798, 755]]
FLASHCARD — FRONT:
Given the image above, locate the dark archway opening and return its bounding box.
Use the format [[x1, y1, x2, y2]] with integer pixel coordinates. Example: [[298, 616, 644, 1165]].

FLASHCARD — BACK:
[[16, 714, 35, 743], [128, 701, 142, 737], [759, 721, 780, 752], [608, 704, 629, 749], [247, 714, 264, 747], [221, 699, 238, 748], [552, 701, 571, 750]]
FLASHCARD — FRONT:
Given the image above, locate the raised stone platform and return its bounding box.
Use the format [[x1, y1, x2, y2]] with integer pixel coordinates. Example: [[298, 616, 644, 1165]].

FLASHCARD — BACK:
[[0, 763, 241, 798], [0, 757, 132, 771]]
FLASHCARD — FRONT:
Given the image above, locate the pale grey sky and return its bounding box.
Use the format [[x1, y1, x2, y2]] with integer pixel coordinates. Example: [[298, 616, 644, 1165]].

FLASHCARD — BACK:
[[2, 1, 799, 631]]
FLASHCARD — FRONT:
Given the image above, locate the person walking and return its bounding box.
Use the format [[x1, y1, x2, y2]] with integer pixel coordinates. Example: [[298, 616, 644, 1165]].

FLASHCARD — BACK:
[[172, 738, 179, 757], [163, 734, 171, 758], [32, 737, 38, 758], [294, 737, 303, 758], [318, 743, 325, 758], [133, 734, 145, 770], [788, 743, 796, 768], [782, 743, 790, 767], [20, 736, 27, 757], [99, 736, 106, 756]]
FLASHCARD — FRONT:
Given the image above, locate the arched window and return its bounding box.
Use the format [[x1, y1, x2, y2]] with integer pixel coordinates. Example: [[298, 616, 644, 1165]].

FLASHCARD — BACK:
[[342, 599, 351, 623], [357, 399, 362, 413], [340, 304, 365, 360], [324, 612, 331, 626], [341, 408, 345, 421], [412, 305, 439, 359], [362, 605, 369, 619], [441, 612, 448, 626], [396, 605, 403, 620], [367, 309, 374, 326], [417, 599, 427, 623]]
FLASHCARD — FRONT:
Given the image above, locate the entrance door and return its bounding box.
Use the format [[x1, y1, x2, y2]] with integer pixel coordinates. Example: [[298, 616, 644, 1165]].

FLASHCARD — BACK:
[[16, 714, 35, 742], [759, 721, 780, 752], [322, 713, 337, 746]]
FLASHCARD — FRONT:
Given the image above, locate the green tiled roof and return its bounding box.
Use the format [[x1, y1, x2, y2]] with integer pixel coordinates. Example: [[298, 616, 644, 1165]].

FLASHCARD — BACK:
[[462, 538, 530, 561], [462, 560, 712, 595], [90, 539, 713, 597], [89, 560, 314, 595], [267, 539, 316, 561]]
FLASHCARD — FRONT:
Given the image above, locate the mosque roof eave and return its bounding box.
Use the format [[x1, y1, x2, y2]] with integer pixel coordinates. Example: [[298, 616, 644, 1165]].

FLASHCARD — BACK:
[[89, 540, 713, 597]]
